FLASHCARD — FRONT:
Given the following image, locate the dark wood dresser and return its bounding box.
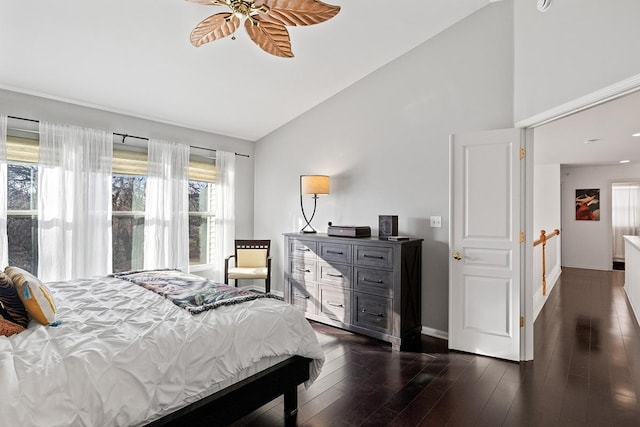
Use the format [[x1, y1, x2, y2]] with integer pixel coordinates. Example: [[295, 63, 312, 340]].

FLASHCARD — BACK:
[[283, 233, 423, 350]]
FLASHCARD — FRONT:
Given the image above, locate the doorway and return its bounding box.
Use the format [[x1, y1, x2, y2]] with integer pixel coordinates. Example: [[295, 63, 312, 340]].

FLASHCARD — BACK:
[[518, 76, 640, 360], [611, 180, 640, 270]]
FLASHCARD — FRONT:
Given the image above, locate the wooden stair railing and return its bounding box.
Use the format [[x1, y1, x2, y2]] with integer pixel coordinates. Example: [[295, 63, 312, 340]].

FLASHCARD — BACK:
[[533, 229, 560, 296]]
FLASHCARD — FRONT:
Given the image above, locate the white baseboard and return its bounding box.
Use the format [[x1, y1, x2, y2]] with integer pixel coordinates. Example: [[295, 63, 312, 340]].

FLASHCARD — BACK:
[[270, 289, 284, 298], [546, 267, 561, 295], [534, 266, 562, 320], [561, 263, 611, 271], [422, 326, 448, 340], [624, 286, 640, 325], [238, 284, 283, 297]]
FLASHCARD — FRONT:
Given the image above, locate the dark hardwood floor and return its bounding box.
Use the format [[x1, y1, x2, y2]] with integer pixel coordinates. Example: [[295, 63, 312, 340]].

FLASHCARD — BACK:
[[232, 267, 640, 426]]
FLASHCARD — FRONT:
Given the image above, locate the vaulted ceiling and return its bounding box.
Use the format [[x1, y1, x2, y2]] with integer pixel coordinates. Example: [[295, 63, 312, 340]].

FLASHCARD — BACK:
[[0, 0, 492, 141]]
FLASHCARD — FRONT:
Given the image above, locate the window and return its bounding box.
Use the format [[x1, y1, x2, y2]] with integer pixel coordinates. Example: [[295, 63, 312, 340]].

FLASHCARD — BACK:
[[5, 136, 217, 275], [189, 180, 216, 265], [6, 162, 38, 273], [112, 174, 146, 272], [6, 136, 39, 274], [188, 157, 217, 266], [111, 148, 147, 272]]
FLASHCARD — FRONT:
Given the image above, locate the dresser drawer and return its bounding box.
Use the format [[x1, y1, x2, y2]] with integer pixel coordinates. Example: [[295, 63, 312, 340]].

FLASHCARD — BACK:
[[289, 239, 317, 260], [289, 258, 317, 282], [353, 293, 392, 334], [319, 285, 350, 324], [355, 245, 393, 269], [319, 242, 352, 264], [354, 267, 393, 297], [318, 261, 352, 288], [290, 281, 317, 315]]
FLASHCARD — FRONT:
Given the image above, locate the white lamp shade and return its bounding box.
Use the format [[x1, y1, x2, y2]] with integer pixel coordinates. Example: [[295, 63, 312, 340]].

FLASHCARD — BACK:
[[301, 175, 330, 196]]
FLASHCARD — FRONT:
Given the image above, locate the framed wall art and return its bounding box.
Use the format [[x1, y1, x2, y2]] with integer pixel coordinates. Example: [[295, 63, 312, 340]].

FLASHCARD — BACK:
[[575, 188, 600, 221]]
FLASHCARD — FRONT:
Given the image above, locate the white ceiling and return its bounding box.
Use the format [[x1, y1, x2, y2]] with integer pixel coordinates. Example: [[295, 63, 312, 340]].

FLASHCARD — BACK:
[[0, 0, 491, 141], [534, 90, 640, 167]]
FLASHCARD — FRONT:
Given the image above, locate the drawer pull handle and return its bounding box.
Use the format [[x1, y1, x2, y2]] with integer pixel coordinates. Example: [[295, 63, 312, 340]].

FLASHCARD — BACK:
[[294, 293, 310, 299], [327, 273, 344, 278], [297, 248, 311, 252], [361, 309, 384, 317], [363, 278, 384, 284], [326, 301, 344, 308], [327, 250, 344, 255], [297, 268, 311, 273], [363, 254, 384, 260]]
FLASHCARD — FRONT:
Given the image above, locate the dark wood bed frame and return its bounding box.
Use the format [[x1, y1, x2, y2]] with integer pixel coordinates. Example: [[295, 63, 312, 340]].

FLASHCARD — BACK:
[[147, 356, 312, 427]]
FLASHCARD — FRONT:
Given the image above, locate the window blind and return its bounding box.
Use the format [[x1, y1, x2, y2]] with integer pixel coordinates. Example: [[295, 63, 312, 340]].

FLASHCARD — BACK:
[[7, 136, 216, 183], [6, 136, 39, 164]]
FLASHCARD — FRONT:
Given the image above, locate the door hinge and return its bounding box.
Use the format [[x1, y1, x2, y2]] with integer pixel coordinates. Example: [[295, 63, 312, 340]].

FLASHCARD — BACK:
[[519, 232, 525, 243], [520, 316, 524, 328], [519, 147, 525, 160]]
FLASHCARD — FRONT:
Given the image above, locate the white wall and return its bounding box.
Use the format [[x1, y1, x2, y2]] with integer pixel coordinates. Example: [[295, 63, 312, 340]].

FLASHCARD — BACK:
[[561, 163, 640, 270], [254, 2, 515, 336], [514, 0, 640, 122], [4, 0, 640, 338], [0, 88, 256, 242], [533, 163, 561, 318]]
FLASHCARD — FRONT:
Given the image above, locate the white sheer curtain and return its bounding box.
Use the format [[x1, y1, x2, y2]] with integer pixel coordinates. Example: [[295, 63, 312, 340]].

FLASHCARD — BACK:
[[144, 139, 189, 271], [0, 115, 7, 268], [612, 182, 640, 261], [213, 151, 235, 283], [38, 122, 113, 282]]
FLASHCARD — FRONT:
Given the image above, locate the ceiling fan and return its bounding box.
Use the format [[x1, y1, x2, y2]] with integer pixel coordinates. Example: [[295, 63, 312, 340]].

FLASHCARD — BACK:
[[186, 0, 341, 58]]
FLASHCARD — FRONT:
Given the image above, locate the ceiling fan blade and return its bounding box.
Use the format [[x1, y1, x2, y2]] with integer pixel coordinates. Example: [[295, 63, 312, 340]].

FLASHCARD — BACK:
[[244, 18, 293, 58], [257, 0, 340, 26], [190, 13, 240, 47], [184, 0, 227, 5]]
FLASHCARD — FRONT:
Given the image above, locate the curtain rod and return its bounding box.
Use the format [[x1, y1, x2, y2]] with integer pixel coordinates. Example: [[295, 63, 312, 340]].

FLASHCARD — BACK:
[[6, 115, 250, 158]]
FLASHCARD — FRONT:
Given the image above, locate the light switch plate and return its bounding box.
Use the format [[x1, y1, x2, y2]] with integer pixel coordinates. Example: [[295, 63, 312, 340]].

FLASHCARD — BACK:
[[430, 216, 442, 228]]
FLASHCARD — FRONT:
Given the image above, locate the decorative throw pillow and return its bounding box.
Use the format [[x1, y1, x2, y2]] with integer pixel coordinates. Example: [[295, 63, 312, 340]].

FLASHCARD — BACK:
[[0, 272, 30, 328], [5, 267, 56, 326], [0, 314, 26, 337]]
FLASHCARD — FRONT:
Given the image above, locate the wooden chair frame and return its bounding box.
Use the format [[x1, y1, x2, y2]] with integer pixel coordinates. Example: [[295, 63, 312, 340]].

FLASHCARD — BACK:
[[224, 240, 272, 293]]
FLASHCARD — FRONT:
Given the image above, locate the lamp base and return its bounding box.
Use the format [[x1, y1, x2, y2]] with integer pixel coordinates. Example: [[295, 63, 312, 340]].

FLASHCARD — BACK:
[[301, 230, 317, 234]]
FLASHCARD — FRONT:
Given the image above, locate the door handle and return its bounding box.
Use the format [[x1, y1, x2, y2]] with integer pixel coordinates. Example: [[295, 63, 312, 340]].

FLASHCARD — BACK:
[[453, 252, 463, 260]]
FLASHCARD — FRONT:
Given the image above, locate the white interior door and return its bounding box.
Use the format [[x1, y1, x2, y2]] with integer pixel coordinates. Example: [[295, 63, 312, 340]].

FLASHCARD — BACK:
[[449, 128, 524, 361]]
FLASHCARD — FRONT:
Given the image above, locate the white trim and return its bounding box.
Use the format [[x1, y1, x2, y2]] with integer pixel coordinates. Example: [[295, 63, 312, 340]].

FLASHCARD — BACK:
[[523, 128, 534, 361], [560, 264, 611, 271], [624, 286, 640, 326], [422, 326, 448, 340], [533, 266, 561, 320], [188, 263, 214, 273], [517, 73, 640, 361], [515, 73, 640, 129]]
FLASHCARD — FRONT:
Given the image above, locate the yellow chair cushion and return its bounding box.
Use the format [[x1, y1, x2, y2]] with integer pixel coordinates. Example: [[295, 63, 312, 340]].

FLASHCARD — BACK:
[[227, 267, 268, 280], [236, 249, 268, 268], [5, 267, 57, 326]]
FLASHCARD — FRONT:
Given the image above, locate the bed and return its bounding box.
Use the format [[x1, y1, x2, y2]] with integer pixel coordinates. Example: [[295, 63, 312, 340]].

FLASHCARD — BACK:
[[0, 269, 324, 427]]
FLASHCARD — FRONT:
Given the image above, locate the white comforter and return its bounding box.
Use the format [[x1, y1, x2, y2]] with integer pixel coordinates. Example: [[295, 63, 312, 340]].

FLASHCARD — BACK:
[[0, 275, 324, 427]]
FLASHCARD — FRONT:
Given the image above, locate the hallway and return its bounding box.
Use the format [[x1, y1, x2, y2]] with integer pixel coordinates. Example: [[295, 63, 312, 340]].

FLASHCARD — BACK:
[[525, 267, 640, 426], [233, 268, 640, 426]]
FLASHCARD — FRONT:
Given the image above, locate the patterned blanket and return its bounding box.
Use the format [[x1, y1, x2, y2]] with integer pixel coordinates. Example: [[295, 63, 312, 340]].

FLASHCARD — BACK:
[[111, 269, 280, 314]]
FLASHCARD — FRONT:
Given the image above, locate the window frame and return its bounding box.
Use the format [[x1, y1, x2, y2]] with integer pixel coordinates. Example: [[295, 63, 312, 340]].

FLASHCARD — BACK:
[[5, 134, 218, 274], [5, 152, 39, 274]]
